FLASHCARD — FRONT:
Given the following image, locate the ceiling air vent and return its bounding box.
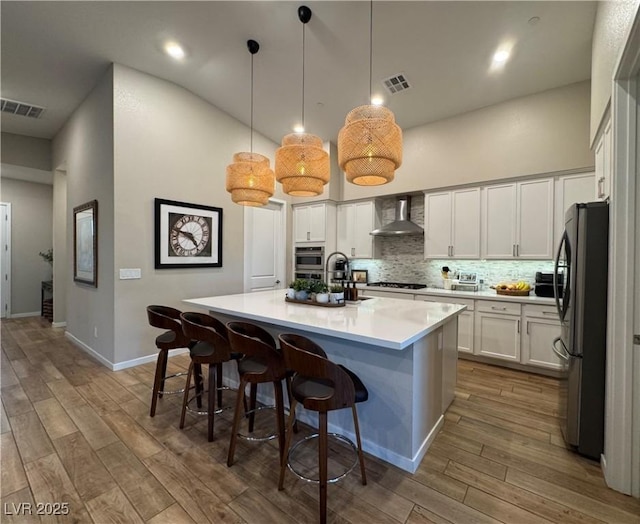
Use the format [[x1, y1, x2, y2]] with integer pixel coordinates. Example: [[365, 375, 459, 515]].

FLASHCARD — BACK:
[[382, 73, 411, 95], [1, 98, 45, 119]]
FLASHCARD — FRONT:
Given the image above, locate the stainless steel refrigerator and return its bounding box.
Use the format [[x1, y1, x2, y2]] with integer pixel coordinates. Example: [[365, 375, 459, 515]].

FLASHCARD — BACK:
[[553, 201, 608, 460]]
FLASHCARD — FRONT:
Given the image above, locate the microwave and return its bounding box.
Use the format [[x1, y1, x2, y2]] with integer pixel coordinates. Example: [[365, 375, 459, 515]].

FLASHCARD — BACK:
[[295, 246, 324, 271]]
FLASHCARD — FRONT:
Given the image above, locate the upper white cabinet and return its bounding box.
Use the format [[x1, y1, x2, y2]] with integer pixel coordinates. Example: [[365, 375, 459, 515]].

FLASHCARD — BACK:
[[293, 203, 335, 244], [482, 178, 554, 259], [595, 118, 611, 201], [554, 172, 595, 249], [337, 201, 376, 258], [424, 188, 480, 259]]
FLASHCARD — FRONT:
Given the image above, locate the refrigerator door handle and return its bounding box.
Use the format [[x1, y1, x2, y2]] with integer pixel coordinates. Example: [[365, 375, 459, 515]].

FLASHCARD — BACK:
[[554, 231, 569, 321], [552, 336, 570, 361]]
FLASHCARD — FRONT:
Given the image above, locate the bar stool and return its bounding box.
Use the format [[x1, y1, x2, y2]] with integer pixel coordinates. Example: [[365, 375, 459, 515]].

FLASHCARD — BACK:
[[179, 312, 237, 442], [278, 333, 368, 524], [146, 305, 194, 417], [225, 321, 289, 467]]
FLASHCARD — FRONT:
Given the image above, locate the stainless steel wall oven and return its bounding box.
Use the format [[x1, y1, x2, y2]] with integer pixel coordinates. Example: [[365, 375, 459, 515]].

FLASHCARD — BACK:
[[294, 246, 324, 271]]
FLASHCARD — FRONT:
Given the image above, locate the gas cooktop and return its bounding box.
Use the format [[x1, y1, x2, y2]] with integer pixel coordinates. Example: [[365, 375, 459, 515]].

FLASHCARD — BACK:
[[368, 282, 427, 290]]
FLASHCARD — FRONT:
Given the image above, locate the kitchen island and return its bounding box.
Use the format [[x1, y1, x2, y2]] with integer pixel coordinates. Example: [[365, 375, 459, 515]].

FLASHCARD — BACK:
[[184, 289, 465, 473]]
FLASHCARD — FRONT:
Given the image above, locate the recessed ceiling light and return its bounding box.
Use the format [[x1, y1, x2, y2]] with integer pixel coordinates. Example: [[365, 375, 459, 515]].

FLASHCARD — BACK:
[[164, 41, 186, 60], [528, 16, 540, 26], [371, 96, 384, 106], [293, 125, 305, 133], [493, 50, 510, 64]]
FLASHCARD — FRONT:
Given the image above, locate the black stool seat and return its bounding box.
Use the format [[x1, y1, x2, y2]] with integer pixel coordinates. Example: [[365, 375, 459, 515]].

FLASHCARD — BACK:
[[237, 356, 269, 375], [292, 365, 368, 405], [156, 330, 178, 345]]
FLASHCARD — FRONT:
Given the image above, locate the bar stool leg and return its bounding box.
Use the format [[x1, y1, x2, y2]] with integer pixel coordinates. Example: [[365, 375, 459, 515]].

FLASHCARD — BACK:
[[159, 350, 169, 399], [179, 362, 194, 429], [248, 383, 258, 432], [278, 398, 298, 490], [285, 376, 299, 434], [352, 405, 367, 485], [216, 364, 223, 408], [194, 363, 203, 409], [150, 349, 167, 417], [319, 412, 328, 524], [207, 363, 216, 442], [273, 380, 286, 463], [227, 377, 247, 467]]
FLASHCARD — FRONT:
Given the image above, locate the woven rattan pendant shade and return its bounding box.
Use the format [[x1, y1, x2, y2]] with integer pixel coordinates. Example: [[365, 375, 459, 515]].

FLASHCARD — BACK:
[[338, 104, 402, 186], [226, 152, 275, 207], [226, 39, 275, 207], [275, 133, 329, 197]]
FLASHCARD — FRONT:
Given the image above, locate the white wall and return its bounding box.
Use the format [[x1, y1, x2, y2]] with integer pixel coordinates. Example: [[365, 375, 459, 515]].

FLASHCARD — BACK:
[[111, 64, 282, 364], [1, 132, 51, 171], [590, 0, 640, 143], [0, 178, 53, 315], [342, 81, 594, 201], [53, 170, 67, 325], [52, 66, 115, 363]]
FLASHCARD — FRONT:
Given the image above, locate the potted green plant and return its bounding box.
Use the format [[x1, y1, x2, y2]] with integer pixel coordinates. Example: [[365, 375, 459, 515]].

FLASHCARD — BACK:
[[329, 284, 344, 304], [292, 278, 310, 300], [315, 282, 330, 304], [39, 248, 53, 266]]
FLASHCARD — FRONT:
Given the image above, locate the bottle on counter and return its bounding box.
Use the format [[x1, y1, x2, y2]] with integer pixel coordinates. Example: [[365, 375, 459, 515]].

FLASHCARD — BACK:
[[352, 282, 359, 301]]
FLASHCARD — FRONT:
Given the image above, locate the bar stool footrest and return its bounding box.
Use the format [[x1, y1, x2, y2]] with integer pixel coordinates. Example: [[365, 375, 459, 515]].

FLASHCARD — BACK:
[[287, 432, 358, 484], [185, 385, 233, 416], [237, 405, 295, 442], [158, 371, 188, 395]]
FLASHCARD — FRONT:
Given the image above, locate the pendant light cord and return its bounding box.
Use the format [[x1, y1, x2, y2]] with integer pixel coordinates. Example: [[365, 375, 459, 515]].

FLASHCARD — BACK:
[[250, 52, 254, 153], [369, 0, 373, 101], [302, 20, 306, 129]]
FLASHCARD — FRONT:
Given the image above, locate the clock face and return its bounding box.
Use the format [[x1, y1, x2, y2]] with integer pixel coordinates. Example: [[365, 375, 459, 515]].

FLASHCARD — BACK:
[[169, 214, 211, 257]]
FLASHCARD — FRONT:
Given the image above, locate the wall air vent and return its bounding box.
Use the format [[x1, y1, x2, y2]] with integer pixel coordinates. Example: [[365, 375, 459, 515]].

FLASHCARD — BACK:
[[382, 73, 411, 95], [1, 98, 45, 119]]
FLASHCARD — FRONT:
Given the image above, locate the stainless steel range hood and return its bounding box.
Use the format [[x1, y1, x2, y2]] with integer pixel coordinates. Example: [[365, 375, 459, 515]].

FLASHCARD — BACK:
[[370, 196, 424, 236]]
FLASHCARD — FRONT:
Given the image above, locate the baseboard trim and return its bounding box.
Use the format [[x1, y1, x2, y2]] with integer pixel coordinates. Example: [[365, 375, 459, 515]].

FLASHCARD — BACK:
[[64, 332, 189, 371], [9, 311, 41, 319], [51, 321, 67, 328], [458, 353, 563, 378]]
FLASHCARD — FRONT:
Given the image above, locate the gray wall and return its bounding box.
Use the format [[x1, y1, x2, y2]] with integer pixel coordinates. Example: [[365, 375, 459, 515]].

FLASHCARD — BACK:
[[0, 178, 53, 315], [342, 81, 594, 201], [52, 66, 115, 363], [53, 170, 67, 325], [1, 132, 52, 171], [590, 0, 640, 143]]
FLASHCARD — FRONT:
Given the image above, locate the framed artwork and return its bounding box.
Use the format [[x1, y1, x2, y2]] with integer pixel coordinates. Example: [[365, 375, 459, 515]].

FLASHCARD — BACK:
[[351, 269, 368, 283], [154, 198, 223, 269], [73, 200, 98, 287]]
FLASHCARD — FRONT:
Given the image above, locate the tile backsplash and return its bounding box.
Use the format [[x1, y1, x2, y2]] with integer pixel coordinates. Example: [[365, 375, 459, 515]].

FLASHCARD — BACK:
[[352, 196, 554, 286]]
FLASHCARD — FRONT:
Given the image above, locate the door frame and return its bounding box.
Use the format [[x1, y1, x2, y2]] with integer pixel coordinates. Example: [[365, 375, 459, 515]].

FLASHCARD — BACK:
[[604, 8, 640, 497], [243, 198, 287, 293], [0, 202, 11, 319]]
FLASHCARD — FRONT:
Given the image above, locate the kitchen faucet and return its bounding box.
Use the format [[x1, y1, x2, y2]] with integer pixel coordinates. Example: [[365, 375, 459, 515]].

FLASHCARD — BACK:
[[325, 252, 350, 284]]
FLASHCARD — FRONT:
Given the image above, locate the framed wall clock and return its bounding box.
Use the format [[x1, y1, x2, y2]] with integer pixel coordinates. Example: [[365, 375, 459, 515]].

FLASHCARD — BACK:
[[154, 198, 223, 269]]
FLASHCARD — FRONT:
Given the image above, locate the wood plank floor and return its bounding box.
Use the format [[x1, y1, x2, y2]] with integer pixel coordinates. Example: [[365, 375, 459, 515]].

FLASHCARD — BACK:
[[1, 317, 639, 523]]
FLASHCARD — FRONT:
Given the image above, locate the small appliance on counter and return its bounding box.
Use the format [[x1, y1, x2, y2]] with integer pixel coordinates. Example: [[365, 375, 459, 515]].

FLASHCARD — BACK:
[[333, 258, 347, 281], [535, 272, 563, 297], [451, 272, 479, 292]]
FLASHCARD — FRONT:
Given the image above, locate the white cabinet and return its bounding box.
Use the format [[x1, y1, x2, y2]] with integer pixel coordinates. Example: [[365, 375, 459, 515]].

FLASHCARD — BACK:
[[474, 300, 521, 362], [415, 296, 474, 354], [293, 203, 334, 243], [595, 118, 611, 201], [424, 189, 480, 259], [361, 289, 414, 300], [554, 172, 595, 249], [337, 201, 376, 258], [483, 179, 554, 259], [521, 305, 562, 370]]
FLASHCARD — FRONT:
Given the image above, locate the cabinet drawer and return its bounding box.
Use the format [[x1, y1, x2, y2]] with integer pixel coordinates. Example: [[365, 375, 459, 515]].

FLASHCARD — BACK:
[[416, 295, 474, 310], [523, 304, 559, 320], [476, 300, 521, 316]]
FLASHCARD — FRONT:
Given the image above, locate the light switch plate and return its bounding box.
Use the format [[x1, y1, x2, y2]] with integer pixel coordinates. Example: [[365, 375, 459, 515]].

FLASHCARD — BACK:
[[119, 268, 141, 280]]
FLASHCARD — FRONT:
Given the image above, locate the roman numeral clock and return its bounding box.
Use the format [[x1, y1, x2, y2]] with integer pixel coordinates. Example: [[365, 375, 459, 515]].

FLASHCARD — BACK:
[[154, 198, 223, 269]]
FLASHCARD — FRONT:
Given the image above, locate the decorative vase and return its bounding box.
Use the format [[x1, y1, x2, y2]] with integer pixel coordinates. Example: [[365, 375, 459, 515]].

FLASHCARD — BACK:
[[286, 288, 295, 299], [329, 292, 344, 304], [316, 292, 329, 304], [294, 290, 309, 301]]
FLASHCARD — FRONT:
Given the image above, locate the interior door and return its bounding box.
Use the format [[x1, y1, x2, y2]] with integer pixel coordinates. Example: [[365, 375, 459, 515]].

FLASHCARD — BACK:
[[0, 203, 11, 318], [244, 200, 286, 292]]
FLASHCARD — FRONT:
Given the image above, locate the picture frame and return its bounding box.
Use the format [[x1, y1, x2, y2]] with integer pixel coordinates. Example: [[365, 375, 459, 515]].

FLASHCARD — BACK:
[[351, 269, 368, 284], [154, 198, 223, 269], [73, 200, 98, 287]]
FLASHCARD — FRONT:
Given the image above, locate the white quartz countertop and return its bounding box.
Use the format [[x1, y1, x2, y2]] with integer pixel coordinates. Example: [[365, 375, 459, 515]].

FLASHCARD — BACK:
[[183, 289, 466, 350], [362, 285, 557, 305]]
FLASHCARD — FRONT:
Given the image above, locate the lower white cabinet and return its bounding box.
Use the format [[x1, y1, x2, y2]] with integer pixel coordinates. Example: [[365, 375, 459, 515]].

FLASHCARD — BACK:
[[361, 289, 414, 300], [521, 305, 562, 370], [415, 296, 474, 354], [474, 301, 521, 362]]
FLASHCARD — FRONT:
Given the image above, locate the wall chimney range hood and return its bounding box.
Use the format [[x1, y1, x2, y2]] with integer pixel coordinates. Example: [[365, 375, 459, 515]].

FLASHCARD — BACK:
[[370, 196, 424, 236]]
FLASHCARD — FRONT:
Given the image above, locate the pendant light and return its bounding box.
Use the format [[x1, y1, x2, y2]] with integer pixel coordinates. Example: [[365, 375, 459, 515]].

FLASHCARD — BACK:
[[275, 5, 329, 197], [226, 40, 275, 207], [337, 0, 402, 186]]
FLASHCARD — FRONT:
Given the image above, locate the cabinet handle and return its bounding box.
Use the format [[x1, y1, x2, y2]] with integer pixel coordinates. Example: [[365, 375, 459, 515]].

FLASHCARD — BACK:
[[491, 306, 507, 311], [526, 320, 529, 335], [516, 244, 520, 257], [512, 244, 516, 257], [307, 231, 310, 241], [351, 247, 355, 257], [451, 245, 454, 257], [517, 320, 520, 333], [542, 311, 557, 316]]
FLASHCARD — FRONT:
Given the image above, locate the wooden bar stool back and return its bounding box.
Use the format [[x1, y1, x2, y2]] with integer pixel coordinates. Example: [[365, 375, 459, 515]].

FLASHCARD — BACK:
[[146, 305, 193, 417], [278, 333, 368, 524], [225, 321, 288, 467], [179, 312, 232, 442]]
